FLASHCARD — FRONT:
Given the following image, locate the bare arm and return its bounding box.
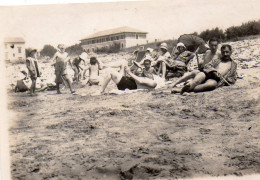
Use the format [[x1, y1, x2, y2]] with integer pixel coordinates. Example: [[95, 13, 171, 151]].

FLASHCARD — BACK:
[[50, 53, 57, 66], [96, 58, 105, 70]]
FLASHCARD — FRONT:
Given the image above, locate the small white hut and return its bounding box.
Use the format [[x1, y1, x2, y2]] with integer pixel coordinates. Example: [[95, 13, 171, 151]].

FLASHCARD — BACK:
[[4, 37, 26, 62]]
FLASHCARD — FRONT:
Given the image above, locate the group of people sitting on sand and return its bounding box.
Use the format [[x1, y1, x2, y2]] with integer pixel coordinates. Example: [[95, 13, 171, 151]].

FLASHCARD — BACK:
[[20, 37, 237, 96]]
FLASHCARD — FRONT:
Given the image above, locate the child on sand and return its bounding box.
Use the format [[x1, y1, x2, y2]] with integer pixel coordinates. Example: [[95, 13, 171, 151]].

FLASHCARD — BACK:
[[51, 44, 75, 94], [26, 49, 40, 96], [85, 57, 104, 85]]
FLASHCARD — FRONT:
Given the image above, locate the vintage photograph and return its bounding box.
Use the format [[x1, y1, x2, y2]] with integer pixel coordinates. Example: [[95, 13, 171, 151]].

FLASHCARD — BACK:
[[1, 0, 260, 179]]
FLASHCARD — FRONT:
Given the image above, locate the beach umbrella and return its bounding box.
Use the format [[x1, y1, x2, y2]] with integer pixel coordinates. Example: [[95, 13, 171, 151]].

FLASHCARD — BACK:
[[176, 34, 208, 69], [178, 34, 208, 54]]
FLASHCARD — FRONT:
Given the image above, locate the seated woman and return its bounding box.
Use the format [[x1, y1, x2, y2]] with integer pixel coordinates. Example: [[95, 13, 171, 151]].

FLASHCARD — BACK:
[[95, 59, 157, 95], [171, 44, 237, 94], [157, 42, 194, 79]]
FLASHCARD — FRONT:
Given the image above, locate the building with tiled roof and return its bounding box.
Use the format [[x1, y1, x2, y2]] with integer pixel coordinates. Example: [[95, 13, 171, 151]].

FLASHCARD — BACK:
[[80, 26, 148, 52]]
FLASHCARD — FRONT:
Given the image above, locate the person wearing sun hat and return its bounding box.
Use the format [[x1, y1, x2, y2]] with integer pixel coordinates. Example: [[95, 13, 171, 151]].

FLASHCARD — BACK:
[[155, 42, 172, 78], [26, 49, 40, 95], [139, 47, 155, 65], [51, 44, 75, 94]]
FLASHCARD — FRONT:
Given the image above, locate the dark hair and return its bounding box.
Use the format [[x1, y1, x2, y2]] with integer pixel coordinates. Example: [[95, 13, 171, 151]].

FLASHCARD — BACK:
[[209, 37, 219, 44], [221, 44, 232, 51], [90, 57, 97, 65], [143, 59, 151, 64]]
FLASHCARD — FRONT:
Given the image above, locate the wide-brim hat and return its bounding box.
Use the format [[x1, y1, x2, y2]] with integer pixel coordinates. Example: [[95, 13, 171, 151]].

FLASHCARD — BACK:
[[79, 52, 89, 61], [28, 49, 37, 57], [176, 42, 186, 48], [146, 48, 154, 53], [160, 43, 168, 50]]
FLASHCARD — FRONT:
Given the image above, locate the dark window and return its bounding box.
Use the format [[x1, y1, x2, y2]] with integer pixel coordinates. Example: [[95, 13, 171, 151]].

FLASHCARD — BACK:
[[18, 47, 22, 53]]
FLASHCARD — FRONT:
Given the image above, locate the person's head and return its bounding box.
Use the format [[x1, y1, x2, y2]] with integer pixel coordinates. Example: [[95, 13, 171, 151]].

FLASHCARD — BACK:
[[90, 57, 97, 65], [208, 38, 219, 53], [28, 49, 37, 58], [176, 42, 186, 53], [220, 44, 232, 61], [57, 44, 65, 52], [145, 48, 153, 55], [143, 59, 152, 70], [79, 52, 89, 61], [159, 43, 168, 54], [134, 67, 143, 77]]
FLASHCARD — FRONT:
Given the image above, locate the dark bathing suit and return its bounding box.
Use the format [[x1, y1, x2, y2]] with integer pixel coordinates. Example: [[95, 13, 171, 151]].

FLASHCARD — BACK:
[[117, 76, 137, 90], [204, 71, 221, 83]]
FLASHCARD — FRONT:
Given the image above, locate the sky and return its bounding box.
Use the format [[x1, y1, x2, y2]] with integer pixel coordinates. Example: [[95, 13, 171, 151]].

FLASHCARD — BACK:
[[0, 0, 260, 49]]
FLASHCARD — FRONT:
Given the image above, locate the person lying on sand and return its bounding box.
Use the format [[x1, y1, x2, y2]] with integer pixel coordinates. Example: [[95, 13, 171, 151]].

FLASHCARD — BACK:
[[94, 60, 157, 95], [171, 44, 237, 94], [51, 44, 75, 94], [85, 56, 104, 85], [170, 38, 221, 89]]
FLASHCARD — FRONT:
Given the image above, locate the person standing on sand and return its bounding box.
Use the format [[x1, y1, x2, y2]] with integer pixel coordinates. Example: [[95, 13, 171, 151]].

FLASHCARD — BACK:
[[26, 49, 40, 96], [178, 44, 237, 94], [170, 38, 221, 90], [51, 44, 75, 94]]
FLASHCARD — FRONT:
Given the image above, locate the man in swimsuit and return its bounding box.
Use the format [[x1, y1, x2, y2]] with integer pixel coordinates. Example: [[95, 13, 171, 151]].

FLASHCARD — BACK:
[[170, 38, 221, 91], [180, 44, 237, 93], [51, 44, 75, 94], [95, 59, 157, 95]]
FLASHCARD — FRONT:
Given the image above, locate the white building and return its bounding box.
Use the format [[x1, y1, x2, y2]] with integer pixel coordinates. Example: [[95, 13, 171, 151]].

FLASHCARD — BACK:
[[80, 26, 148, 52], [4, 37, 26, 62]]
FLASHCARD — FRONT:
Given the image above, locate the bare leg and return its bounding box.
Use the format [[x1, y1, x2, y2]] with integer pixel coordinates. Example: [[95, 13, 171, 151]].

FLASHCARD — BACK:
[[161, 62, 167, 78], [65, 77, 75, 93], [171, 70, 200, 88], [30, 79, 36, 95], [57, 83, 61, 94], [181, 72, 206, 94], [100, 68, 123, 93], [193, 79, 218, 92]]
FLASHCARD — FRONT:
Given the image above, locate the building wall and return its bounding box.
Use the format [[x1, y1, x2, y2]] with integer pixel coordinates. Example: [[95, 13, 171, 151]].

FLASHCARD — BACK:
[[82, 39, 126, 52], [81, 32, 147, 52], [4, 42, 26, 62]]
